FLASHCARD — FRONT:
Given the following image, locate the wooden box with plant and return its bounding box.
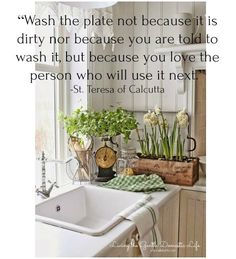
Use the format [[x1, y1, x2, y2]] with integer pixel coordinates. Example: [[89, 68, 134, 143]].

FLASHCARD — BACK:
[[59, 107, 138, 181], [134, 107, 199, 186]]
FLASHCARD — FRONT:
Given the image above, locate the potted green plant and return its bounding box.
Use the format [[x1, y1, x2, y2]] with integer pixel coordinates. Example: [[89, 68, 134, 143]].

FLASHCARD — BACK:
[[59, 107, 138, 144], [134, 107, 199, 186], [59, 107, 138, 181]]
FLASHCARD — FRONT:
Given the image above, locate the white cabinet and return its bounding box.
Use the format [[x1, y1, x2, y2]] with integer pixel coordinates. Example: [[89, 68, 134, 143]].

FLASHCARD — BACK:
[[101, 189, 206, 257], [178, 190, 206, 257], [154, 192, 180, 257]]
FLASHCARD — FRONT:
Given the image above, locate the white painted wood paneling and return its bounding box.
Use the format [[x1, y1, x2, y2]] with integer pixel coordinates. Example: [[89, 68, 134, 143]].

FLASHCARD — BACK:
[[194, 2, 206, 43], [161, 2, 178, 111], [90, 43, 105, 110], [89, 42, 114, 110], [88, 2, 206, 112], [175, 2, 194, 111], [195, 198, 205, 256], [162, 2, 178, 47], [154, 192, 180, 257], [178, 190, 206, 257], [113, 2, 134, 110], [133, 2, 148, 110], [102, 43, 113, 109], [177, 2, 194, 14], [147, 2, 163, 110], [161, 52, 178, 111]]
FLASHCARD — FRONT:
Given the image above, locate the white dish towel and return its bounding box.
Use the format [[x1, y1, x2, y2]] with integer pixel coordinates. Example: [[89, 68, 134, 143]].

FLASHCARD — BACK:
[[117, 196, 162, 257]]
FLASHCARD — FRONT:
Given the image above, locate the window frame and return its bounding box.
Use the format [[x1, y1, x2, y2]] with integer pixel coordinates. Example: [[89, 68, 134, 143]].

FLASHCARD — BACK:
[[35, 25, 68, 185]]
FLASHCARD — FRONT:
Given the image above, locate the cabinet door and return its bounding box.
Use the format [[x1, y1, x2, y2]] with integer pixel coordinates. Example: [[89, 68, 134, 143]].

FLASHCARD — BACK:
[[179, 190, 206, 257], [153, 192, 180, 257], [133, 193, 180, 257]]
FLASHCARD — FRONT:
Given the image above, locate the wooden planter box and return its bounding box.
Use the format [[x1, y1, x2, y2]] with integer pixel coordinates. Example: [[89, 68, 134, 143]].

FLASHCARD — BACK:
[[133, 158, 199, 186]]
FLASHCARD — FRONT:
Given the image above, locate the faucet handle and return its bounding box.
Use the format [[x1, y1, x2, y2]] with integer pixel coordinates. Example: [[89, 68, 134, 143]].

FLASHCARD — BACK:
[[48, 180, 59, 188]]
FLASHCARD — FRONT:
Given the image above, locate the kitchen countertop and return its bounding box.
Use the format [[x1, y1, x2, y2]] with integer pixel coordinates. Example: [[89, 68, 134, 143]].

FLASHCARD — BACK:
[[181, 176, 206, 192], [35, 183, 181, 257]]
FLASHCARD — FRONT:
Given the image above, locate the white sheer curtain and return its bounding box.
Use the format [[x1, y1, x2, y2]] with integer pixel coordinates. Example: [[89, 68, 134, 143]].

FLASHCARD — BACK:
[[35, 2, 114, 50]]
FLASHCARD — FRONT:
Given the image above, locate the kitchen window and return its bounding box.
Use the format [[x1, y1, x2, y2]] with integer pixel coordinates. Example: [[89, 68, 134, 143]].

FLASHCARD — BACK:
[[34, 2, 112, 186], [35, 18, 68, 186]]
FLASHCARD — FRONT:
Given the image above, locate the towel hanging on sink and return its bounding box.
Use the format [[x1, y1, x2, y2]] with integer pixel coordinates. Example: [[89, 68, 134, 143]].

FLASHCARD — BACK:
[[117, 197, 162, 257]]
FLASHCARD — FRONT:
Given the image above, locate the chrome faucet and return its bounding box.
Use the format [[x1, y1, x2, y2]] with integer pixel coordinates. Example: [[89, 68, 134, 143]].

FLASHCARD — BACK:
[[36, 180, 58, 199], [35, 151, 59, 199]]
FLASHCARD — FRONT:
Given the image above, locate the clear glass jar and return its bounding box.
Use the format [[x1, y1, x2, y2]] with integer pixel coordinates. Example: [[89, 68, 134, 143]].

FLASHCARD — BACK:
[[116, 148, 139, 176]]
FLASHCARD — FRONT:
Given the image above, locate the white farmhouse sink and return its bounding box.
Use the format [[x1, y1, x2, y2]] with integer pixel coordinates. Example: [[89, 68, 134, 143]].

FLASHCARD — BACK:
[[36, 185, 149, 236]]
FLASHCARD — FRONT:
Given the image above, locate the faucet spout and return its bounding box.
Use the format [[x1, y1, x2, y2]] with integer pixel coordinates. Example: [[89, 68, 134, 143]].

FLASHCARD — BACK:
[[36, 151, 59, 199], [36, 181, 58, 199]]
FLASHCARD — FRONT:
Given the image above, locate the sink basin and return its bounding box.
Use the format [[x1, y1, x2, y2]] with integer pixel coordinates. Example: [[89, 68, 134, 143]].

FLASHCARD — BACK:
[[36, 185, 148, 236]]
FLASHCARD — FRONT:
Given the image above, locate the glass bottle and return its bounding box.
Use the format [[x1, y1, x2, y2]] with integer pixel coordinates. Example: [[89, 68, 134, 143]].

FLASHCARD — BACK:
[[116, 148, 139, 176]]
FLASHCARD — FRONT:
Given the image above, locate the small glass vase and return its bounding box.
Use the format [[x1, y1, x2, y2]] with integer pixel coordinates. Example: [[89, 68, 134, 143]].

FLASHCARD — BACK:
[[116, 148, 139, 176]]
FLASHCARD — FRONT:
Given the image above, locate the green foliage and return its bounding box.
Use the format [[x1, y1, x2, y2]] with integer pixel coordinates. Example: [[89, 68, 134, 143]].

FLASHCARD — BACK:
[[59, 107, 138, 143]]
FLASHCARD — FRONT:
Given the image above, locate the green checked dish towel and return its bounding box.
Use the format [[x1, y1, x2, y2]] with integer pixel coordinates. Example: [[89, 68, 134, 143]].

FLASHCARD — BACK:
[[102, 174, 167, 193]]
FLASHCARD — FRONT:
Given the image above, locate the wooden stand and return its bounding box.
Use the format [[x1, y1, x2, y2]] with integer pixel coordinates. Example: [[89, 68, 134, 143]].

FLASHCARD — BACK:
[[133, 158, 199, 186]]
